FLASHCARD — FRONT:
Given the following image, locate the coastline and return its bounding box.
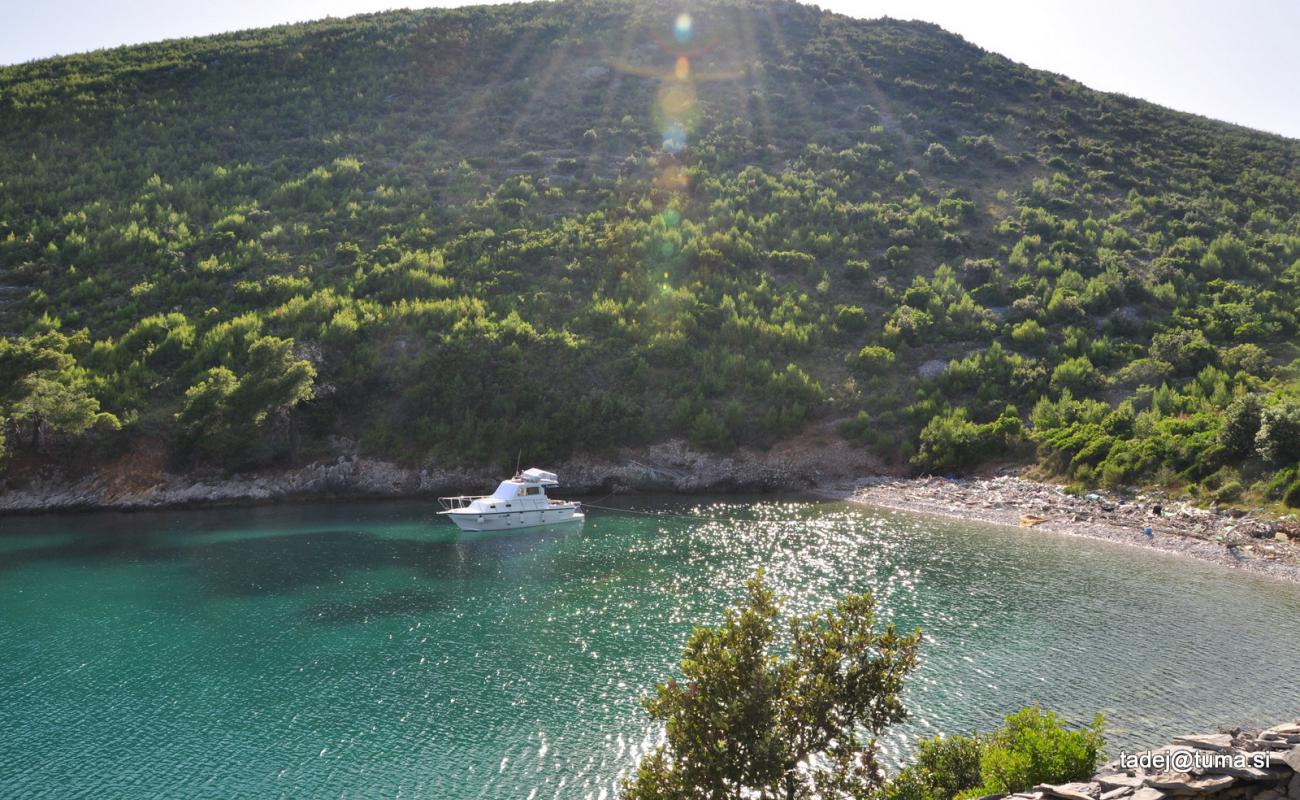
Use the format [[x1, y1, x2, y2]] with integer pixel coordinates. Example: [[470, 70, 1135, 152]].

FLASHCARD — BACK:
[[4, 441, 1298, 587], [0, 432, 878, 515], [834, 475, 1300, 585]]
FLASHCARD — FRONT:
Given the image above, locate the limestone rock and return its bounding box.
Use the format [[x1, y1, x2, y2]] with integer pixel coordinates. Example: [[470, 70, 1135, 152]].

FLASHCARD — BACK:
[[1099, 775, 1147, 791], [1173, 735, 1235, 753], [1200, 764, 1275, 780], [1276, 745, 1300, 771], [1145, 774, 1235, 794], [1035, 783, 1101, 800], [917, 358, 948, 379]]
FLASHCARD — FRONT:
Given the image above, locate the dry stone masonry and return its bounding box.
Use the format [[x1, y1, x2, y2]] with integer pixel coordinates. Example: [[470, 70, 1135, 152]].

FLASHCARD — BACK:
[[1013, 722, 1300, 800]]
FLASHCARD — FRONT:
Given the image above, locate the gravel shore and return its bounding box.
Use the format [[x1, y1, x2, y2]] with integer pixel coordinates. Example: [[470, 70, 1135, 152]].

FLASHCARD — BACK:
[[7, 437, 1299, 589], [836, 475, 1300, 584]]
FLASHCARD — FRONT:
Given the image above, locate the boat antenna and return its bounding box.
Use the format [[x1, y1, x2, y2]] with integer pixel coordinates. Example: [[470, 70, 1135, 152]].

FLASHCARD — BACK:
[[515, 448, 521, 478]]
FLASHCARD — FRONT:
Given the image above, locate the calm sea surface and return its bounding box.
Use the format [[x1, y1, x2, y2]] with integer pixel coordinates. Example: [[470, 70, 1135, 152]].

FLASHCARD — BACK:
[[2, 497, 1298, 799]]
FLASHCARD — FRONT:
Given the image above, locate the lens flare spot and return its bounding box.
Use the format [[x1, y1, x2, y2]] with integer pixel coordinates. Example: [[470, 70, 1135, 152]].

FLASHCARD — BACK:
[[674, 13, 693, 44], [661, 124, 686, 154], [660, 241, 675, 258], [660, 208, 681, 227], [658, 82, 695, 116], [656, 164, 688, 190], [675, 55, 690, 80]]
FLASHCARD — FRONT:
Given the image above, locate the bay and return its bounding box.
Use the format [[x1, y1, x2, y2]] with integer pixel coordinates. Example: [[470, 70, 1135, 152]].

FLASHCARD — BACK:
[[2, 496, 1298, 799]]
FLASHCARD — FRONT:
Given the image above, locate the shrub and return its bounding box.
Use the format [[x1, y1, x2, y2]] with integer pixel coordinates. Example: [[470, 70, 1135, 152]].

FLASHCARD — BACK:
[[1049, 356, 1102, 397], [964, 707, 1105, 798], [1256, 402, 1300, 463], [689, 409, 733, 452], [1222, 343, 1272, 377], [885, 708, 1105, 800], [857, 345, 897, 370], [838, 410, 876, 444], [884, 734, 984, 800], [836, 304, 869, 332], [845, 259, 871, 281], [767, 250, 816, 272], [623, 572, 921, 800], [1149, 329, 1215, 375], [1011, 319, 1047, 349], [925, 142, 957, 164], [1261, 466, 1297, 501], [913, 405, 1020, 474], [1219, 394, 1262, 456], [1284, 480, 1300, 509], [1200, 234, 1253, 278], [1215, 480, 1243, 503]]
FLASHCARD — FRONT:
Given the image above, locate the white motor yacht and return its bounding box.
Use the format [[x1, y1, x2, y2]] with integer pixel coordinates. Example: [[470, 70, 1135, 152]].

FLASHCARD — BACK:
[[437, 468, 583, 531]]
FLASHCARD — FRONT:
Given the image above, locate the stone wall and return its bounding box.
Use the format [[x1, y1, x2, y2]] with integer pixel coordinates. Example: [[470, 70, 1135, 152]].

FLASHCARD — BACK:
[[1018, 722, 1300, 800]]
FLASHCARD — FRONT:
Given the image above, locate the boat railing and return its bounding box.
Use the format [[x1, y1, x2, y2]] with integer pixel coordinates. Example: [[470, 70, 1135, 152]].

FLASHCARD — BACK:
[[438, 495, 491, 511]]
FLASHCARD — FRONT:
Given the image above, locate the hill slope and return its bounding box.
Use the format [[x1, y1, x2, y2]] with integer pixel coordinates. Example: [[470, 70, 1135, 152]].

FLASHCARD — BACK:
[[1, 0, 1298, 503]]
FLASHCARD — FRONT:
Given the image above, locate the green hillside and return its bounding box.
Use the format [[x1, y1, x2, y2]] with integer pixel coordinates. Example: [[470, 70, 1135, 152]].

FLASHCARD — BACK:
[[1, 0, 1298, 503]]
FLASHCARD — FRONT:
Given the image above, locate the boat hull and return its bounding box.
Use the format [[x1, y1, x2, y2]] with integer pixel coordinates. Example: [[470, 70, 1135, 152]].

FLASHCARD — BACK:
[[441, 506, 584, 532]]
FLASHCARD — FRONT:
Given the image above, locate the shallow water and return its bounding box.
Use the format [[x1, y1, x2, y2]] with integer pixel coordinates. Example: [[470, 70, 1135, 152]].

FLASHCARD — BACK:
[[2, 497, 1298, 799]]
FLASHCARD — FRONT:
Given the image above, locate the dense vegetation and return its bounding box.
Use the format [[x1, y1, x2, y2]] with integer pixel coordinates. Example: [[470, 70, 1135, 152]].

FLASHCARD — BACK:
[[885, 707, 1105, 800], [622, 570, 1104, 799], [1, 0, 1297, 502]]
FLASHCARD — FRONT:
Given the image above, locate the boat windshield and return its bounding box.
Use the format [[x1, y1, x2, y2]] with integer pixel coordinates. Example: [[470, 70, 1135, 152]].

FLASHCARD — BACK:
[[491, 481, 522, 499]]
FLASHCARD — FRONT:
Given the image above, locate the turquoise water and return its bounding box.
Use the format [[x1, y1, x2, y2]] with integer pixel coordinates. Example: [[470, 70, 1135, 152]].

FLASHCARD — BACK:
[[2, 497, 1299, 799]]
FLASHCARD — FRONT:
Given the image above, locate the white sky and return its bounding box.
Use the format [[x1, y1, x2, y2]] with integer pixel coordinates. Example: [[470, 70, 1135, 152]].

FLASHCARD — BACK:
[[2, 0, 1297, 139]]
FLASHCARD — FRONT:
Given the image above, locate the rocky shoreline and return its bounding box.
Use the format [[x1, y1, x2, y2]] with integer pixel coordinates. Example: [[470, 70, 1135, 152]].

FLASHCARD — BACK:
[[0, 435, 876, 514], [1005, 721, 1300, 800], [5, 442, 1299, 587], [841, 476, 1300, 584]]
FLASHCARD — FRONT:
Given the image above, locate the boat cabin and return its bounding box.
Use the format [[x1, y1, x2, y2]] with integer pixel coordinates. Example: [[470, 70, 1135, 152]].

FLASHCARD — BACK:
[[490, 468, 559, 500], [439, 468, 565, 513]]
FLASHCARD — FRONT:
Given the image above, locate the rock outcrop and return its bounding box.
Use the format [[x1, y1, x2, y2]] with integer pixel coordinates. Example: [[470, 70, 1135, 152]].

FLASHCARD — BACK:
[[0, 431, 880, 513], [1001, 722, 1300, 800]]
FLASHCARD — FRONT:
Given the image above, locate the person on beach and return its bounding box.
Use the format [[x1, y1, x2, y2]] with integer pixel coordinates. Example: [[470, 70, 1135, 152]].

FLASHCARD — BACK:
[[1143, 525, 1154, 542]]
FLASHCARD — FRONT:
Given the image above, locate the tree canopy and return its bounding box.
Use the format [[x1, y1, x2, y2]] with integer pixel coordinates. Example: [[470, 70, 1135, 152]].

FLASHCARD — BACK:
[[0, 0, 1297, 503], [622, 571, 921, 799]]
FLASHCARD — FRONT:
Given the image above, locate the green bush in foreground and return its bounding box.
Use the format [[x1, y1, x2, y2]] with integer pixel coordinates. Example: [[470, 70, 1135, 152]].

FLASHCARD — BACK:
[[622, 572, 1104, 800], [972, 707, 1105, 797], [622, 571, 921, 800], [885, 707, 1106, 800], [883, 733, 984, 800]]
